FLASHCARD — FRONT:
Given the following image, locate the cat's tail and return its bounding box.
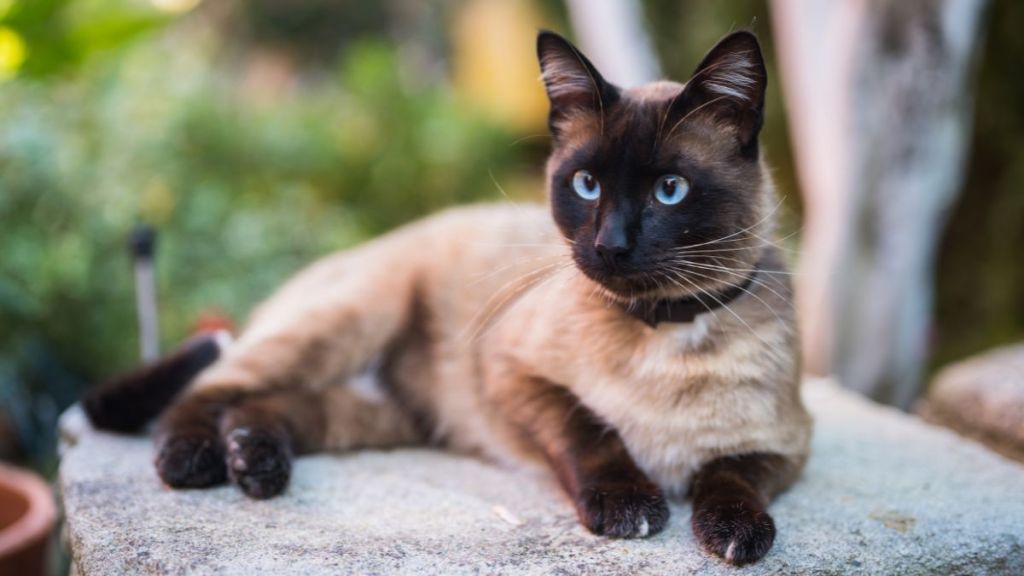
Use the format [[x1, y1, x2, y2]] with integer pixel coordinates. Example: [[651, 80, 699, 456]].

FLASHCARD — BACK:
[[83, 330, 232, 433]]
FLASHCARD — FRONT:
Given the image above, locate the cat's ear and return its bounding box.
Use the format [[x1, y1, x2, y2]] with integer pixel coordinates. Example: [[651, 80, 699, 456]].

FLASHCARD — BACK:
[[680, 31, 766, 155], [537, 30, 618, 137]]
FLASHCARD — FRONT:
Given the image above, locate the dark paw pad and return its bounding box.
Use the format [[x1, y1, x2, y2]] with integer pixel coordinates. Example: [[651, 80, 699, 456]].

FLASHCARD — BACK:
[[156, 435, 227, 488], [225, 428, 292, 499], [692, 498, 776, 566], [577, 481, 670, 538]]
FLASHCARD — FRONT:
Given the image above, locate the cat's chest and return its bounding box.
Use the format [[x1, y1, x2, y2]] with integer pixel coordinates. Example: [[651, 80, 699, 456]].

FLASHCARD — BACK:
[[568, 316, 735, 490], [615, 315, 716, 381]]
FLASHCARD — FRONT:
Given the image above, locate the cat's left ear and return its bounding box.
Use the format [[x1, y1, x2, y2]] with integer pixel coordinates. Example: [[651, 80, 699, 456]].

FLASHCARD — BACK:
[[680, 31, 767, 156], [537, 30, 619, 138]]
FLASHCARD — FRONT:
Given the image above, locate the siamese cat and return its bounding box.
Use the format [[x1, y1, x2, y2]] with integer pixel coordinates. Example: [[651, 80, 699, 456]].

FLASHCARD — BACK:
[[85, 30, 811, 566]]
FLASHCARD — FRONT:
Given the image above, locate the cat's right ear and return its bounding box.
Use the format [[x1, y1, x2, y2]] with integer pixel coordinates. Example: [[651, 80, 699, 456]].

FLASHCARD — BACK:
[[537, 30, 618, 137]]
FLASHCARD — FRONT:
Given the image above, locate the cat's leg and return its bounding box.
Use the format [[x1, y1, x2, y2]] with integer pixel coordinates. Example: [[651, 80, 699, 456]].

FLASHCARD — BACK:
[[154, 388, 239, 488], [158, 382, 422, 497], [218, 389, 323, 499], [155, 241, 425, 491], [689, 453, 800, 566], [488, 375, 669, 538], [155, 353, 418, 493], [218, 386, 420, 498]]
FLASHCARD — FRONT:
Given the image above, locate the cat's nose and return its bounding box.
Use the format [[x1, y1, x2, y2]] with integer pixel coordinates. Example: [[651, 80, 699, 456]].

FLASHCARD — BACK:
[[594, 224, 631, 267], [594, 209, 631, 267], [595, 241, 629, 268]]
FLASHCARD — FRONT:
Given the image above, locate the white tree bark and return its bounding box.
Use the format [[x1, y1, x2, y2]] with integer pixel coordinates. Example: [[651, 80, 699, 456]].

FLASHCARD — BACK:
[[772, 0, 989, 407], [564, 0, 660, 87]]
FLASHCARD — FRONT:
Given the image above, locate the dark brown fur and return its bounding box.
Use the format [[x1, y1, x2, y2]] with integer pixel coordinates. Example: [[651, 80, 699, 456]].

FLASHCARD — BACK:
[[690, 453, 799, 565], [489, 376, 669, 538], [84, 333, 222, 432]]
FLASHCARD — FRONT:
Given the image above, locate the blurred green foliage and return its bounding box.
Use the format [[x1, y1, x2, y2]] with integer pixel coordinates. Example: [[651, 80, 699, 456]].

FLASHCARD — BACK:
[[0, 6, 532, 470], [0, 0, 169, 77]]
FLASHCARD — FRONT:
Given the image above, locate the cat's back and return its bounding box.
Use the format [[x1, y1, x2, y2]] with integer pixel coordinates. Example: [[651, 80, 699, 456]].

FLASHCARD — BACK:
[[413, 202, 569, 328], [244, 202, 561, 329]]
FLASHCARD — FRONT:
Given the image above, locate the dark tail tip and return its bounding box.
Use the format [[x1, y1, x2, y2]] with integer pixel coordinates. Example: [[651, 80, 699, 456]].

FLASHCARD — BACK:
[[84, 331, 228, 433]]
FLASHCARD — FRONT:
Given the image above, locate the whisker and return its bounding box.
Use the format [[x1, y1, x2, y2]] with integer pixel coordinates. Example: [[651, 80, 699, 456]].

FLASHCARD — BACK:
[[675, 230, 802, 253], [659, 51, 760, 145], [659, 270, 721, 318], [468, 252, 563, 286], [675, 196, 787, 252], [664, 268, 780, 352], [674, 228, 798, 253], [664, 263, 785, 326], [488, 169, 525, 217], [508, 133, 548, 148], [473, 243, 572, 249], [667, 259, 790, 304], [654, 87, 685, 155], [468, 263, 576, 345], [564, 43, 606, 137], [460, 262, 563, 344], [663, 95, 728, 142], [665, 256, 796, 277]]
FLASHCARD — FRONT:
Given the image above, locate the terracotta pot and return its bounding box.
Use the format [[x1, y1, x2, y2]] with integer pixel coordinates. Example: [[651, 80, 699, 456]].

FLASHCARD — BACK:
[[0, 463, 56, 576]]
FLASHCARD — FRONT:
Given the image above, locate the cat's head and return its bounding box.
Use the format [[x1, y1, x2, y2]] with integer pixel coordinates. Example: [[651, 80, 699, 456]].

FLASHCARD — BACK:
[[537, 30, 775, 302]]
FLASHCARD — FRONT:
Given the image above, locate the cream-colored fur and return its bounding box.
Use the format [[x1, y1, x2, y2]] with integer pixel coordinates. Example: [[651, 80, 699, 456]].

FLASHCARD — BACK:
[[188, 203, 811, 494]]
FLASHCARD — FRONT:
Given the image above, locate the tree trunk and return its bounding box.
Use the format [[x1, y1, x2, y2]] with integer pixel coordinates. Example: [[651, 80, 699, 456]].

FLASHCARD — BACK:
[[772, 0, 989, 407], [564, 0, 660, 87]]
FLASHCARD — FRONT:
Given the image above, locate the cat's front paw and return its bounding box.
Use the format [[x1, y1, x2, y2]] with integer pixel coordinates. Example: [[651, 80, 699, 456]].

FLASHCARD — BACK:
[[225, 427, 292, 499], [576, 480, 669, 538], [155, 434, 227, 488], [692, 495, 776, 566]]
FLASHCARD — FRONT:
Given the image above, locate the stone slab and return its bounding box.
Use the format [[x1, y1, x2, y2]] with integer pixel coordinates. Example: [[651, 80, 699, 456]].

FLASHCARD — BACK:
[[58, 379, 1024, 575], [920, 343, 1024, 463]]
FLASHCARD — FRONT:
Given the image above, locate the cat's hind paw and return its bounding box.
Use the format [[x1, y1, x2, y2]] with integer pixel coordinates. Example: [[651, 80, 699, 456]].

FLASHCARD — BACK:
[[155, 434, 228, 488], [225, 427, 292, 499]]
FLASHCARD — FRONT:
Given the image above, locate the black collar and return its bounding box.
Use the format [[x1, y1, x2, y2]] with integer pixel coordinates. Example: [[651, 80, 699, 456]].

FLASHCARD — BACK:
[[623, 265, 759, 328]]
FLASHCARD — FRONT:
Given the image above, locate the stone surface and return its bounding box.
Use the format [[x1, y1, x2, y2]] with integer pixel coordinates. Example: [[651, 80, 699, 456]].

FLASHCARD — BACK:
[[920, 343, 1024, 463], [59, 379, 1024, 575]]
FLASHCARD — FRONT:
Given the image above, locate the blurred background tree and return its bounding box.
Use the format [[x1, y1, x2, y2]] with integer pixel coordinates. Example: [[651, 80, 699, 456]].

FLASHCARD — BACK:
[[0, 0, 1020, 475]]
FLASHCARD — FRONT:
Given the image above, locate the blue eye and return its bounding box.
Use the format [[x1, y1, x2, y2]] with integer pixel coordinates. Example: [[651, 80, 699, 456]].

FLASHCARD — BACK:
[[572, 170, 600, 201], [654, 174, 690, 205]]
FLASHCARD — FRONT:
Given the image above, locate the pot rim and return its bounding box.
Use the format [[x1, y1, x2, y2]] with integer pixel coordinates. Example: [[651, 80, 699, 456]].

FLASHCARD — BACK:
[[0, 462, 57, 558]]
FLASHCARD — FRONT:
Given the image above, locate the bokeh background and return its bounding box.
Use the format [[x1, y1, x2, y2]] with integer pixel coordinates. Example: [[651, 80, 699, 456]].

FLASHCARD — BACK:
[[0, 0, 1021, 479]]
